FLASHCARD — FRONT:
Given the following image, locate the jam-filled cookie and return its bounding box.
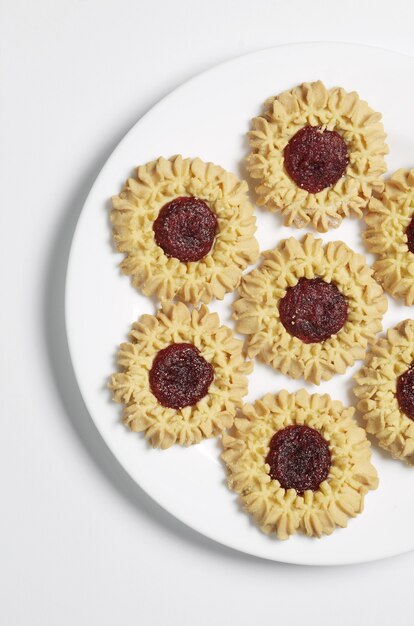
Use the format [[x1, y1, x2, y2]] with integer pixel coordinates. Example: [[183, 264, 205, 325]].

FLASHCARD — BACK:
[[247, 81, 388, 232], [222, 390, 378, 539], [109, 302, 252, 449], [364, 169, 414, 305], [111, 155, 259, 304], [354, 319, 414, 465], [233, 234, 387, 384]]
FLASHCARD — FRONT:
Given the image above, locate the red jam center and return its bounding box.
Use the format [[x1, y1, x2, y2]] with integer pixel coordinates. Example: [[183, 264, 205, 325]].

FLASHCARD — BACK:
[[266, 425, 331, 494], [396, 364, 414, 421], [406, 216, 414, 254], [279, 277, 348, 344], [284, 125, 349, 194], [149, 343, 214, 409], [153, 196, 217, 262]]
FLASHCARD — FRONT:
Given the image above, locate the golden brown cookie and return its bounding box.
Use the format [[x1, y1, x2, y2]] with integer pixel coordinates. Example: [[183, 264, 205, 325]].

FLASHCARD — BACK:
[[222, 390, 378, 540], [247, 81, 387, 232], [233, 234, 387, 384], [111, 155, 259, 304], [109, 302, 252, 449], [364, 169, 414, 305], [354, 319, 414, 465]]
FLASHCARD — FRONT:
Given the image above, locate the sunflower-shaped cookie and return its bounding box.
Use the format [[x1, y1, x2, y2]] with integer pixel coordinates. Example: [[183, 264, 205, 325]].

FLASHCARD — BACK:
[[247, 80, 388, 232], [233, 234, 387, 384], [364, 169, 414, 305], [109, 302, 252, 449], [354, 319, 414, 465], [222, 390, 378, 540], [111, 155, 259, 304]]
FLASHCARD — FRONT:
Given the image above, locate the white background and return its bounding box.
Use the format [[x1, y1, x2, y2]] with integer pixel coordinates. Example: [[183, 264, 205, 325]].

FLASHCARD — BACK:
[[2, 1, 414, 624]]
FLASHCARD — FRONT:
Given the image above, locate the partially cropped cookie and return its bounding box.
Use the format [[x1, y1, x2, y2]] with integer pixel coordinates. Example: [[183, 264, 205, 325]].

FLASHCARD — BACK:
[[111, 155, 259, 304], [222, 390, 378, 540], [233, 234, 387, 384], [354, 320, 414, 465], [248, 81, 388, 232], [109, 302, 252, 449], [364, 169, 414, 305]]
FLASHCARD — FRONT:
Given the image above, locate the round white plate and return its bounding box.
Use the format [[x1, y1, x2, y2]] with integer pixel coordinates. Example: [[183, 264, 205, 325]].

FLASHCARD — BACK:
[[66, 42, 414, 565]]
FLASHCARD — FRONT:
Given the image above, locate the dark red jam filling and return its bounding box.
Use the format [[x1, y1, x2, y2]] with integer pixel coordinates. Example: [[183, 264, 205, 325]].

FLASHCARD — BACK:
[[284, 125, 349, 194], [279, 277, 348, 344], [149, 343, 214, 409], [153, 196, 217, 262], [266, 425, 331, 494], [396, 364, 414, 421], [406, 216, 414, 254]]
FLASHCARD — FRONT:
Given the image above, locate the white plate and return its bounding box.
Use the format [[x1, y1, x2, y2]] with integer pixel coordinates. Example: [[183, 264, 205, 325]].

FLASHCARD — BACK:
[[66, 42, 414, 565]]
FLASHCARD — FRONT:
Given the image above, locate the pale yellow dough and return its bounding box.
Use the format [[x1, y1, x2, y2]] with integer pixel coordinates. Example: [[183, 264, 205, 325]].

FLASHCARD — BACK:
[[111, 155, 259, 304], [222, 390, 378, 540], [364, 169, 414, 305], [233, 234, 387, 384], [247, 81, 388, 232], [108, 302, 252, 449], [354, 319, 414, 465]]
